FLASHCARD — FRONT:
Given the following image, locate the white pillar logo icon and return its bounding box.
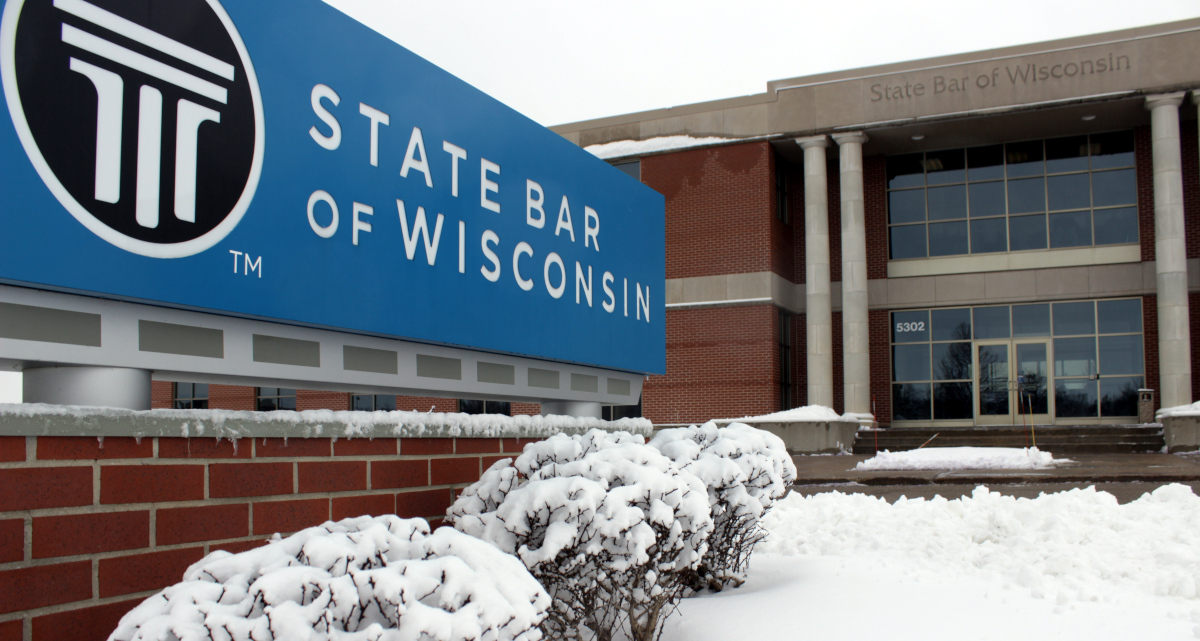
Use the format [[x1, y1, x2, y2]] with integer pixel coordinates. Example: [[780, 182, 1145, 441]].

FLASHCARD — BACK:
[[1, 0, 265, 258]]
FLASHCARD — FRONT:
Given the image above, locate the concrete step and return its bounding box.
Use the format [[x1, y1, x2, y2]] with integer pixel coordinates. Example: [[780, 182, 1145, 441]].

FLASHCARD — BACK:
[[853, 425, 1164, 455]]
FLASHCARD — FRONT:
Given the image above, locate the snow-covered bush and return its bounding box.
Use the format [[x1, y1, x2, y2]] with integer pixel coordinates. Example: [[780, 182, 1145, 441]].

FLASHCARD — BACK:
[[649, 421, 797, 590], [448, 429, 713, 641], [108, 515, 549, 641]]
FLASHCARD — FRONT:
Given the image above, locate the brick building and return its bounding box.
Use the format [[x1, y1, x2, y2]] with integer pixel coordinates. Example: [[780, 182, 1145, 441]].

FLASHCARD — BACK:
[[152, 19, 1200, 430], [548, 19, 1200, 429]]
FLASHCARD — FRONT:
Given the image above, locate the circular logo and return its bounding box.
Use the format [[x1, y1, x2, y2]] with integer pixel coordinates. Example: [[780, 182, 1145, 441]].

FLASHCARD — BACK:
[[1, 0, 264, 258]]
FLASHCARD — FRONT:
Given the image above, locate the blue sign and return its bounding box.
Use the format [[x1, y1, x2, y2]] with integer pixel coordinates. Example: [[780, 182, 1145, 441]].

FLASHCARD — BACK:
[[0, 0, 665, 374]]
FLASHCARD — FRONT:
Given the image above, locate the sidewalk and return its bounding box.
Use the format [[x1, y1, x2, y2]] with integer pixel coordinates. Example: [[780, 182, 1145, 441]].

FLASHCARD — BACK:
[[791, 452, 1200, 504]]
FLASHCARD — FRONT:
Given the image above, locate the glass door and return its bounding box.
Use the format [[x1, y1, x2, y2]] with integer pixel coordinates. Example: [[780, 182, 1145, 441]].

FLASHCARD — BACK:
[[975, 341, 1011, 425], [1013, 341, 1052, 424]]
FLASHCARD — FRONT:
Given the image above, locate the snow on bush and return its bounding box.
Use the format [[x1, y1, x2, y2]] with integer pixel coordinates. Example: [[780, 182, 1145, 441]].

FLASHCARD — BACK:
[[448, 429, 713, 641], [108, 516, 549, 641], [649, 421, 798, 590]]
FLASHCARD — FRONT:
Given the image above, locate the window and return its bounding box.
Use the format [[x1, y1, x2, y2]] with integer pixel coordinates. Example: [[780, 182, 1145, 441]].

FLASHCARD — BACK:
[[352, 394, 396, 411], [458, 400, 511, 415], [256, 387, 296, 411], [776, 162, 789, 224], [779, 310, 793, 410], [604, 398, 643, 420], [173, 383, 208, 409], [891, 309, 973, 421], [887, 132, 1137, 259], [613, 160, 640, 181], [1052, 299, 1144, 419]]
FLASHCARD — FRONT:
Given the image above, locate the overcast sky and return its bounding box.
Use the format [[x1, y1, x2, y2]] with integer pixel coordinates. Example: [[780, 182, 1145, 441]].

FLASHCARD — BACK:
[[2, 0, 1198, 403]]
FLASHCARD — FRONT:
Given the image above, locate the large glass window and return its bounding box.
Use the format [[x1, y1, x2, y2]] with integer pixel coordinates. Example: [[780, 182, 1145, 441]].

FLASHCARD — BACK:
[[1053, 299, 1144, 418], [256, 387, 296, 411], [173, 383, 208, 410], [887, 132, 1137, 259], [352, 394, 397, 412], [891, 309, 973, 420], [458, 400, 511, 415], [890, 298, 1144, 421]]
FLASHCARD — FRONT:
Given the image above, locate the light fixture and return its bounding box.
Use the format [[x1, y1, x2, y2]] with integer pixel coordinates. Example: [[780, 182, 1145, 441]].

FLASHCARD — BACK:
[[911, 134, 925, 141], [1081, 115, 1096, 121]]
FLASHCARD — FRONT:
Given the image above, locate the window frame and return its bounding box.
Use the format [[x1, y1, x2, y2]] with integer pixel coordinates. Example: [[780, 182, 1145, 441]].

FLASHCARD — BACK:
[[255, 387, 296, 412], [172, 382, 208, 410], [886, 132, 1137, 261]]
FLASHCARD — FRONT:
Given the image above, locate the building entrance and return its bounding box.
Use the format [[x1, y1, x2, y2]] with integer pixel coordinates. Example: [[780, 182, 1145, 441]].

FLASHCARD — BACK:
[[975, 340, 1052, 425]]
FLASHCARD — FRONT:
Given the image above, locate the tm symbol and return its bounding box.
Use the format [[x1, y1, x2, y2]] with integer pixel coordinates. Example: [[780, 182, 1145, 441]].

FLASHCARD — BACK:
[[229, 250, 262, 278]]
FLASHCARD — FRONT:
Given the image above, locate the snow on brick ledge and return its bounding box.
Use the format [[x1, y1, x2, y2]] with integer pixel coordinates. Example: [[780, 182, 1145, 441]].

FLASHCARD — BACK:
[[0, 402, 653, 440], [723, 405, 857, 424], [1157, 400, 1200, 419]]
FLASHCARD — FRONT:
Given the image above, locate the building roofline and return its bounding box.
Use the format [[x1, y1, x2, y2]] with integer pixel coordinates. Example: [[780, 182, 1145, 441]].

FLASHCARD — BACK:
[[552, 17, 1200, 136]]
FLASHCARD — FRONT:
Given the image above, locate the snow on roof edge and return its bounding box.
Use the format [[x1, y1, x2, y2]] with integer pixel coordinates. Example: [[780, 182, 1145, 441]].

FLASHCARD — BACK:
[[585, 135, 750, 160]]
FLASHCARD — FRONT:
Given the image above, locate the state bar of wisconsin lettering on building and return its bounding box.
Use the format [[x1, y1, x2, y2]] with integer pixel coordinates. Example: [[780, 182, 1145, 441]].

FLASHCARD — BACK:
[[554, 18, 1200, 429]]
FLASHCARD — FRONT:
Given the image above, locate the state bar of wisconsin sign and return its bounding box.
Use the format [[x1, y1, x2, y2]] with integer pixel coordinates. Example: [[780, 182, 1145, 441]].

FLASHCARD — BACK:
[[0, 0, 666, 374]]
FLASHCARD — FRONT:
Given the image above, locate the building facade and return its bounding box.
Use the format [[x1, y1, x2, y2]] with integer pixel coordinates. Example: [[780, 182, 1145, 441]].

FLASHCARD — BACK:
[[553, 19, 1200, 428]]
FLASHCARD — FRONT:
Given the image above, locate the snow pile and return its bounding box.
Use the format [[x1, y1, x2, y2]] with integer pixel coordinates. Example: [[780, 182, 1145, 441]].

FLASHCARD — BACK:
[[1159, 401, 1200, 419], [585, 135, 739, 160], [109, 516, 549, 641], [649, 422, 797, 589], [731, 405, 854, 424], [760, 485, 1200, 609], [448, 429, 713, 641], [854, 446, 1065, 471], [0, 402, 653, 440]]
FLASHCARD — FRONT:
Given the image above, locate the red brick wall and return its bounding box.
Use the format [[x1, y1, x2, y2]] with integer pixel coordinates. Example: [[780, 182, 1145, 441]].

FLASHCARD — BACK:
[[150, 382, 172, 410], [791, 312, 805, 407], [1182, 121, 1200, 260], [0, 434, 540, 641], [1143, 294, 1161, 412], [770, 155, 797, 283], [1136, 125, 1156, 262], [643, 142, 775, 280], [208, 385, 255, 411], [864, 155, 889, 281], [644, 305, 779, 424], [832, 312, 846, 414], [1191, 293, 1200, 406], [869, 309, 893, 426], [395, 396, 458, 413], [297, 391, 351, 411], [511, 403, 541, 416]]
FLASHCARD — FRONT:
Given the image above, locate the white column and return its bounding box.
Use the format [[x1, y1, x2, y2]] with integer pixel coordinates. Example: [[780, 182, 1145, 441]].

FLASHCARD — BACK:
[[1147, 93, 1192, 409], [796, 135, 833, 409], [833, 132, 874, 426]]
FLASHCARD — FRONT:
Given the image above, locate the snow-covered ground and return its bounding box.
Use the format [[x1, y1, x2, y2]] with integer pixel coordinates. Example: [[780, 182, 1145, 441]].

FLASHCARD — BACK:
[[855, 446, 1066, 471], [663, 484, 1200, 641]]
